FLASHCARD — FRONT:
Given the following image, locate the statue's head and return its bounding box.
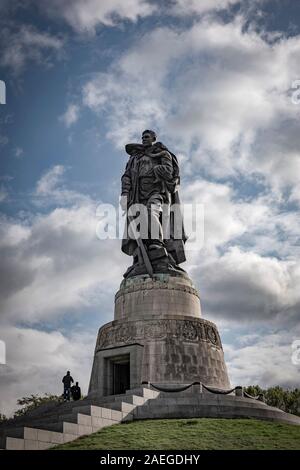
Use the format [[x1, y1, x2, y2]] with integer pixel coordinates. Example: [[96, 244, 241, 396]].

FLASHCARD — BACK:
[[142, 129, 156, 147]]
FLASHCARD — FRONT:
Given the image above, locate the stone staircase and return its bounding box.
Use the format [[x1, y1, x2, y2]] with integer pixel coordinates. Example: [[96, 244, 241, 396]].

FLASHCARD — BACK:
[[2, 386, 299, 450], [0, 387, 159, 450]]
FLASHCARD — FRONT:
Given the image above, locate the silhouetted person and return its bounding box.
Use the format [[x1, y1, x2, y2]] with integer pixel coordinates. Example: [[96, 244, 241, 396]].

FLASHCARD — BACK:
[[71, 382, 81, 401], [62, 371, 74, 401]]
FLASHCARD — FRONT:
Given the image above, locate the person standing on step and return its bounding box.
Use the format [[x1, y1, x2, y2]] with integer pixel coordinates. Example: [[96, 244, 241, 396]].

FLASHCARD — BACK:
[[71, 381, 81, 401], [62, 370, 74, 401]]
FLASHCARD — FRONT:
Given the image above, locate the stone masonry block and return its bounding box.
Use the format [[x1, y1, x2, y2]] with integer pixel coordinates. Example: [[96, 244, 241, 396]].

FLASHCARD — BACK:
[[91, 416, 104, 429], [24, 427, 38, 441], [111, 410, 123, 421], [91, 405, 102, 417], [101, 407, 112, 419], [78, 425, 93, 436], [101, 418, 115, 427], [37, 429, 52, 443], [38, 441, 53, 450], [63, 422, 79, 435], [6, 437, 25, 450], [63, 433, 77, 443], [132, 396, 145, 405], [120, 402, 136, 413], [24, 439, 39, 450], [77, 413, 92, 426], [51, 432, 64, 444]]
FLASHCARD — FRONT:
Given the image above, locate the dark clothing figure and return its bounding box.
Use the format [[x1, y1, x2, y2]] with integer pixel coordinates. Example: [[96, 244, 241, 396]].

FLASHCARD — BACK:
[[121, 142, 176, 209], [62, 373, 74, 387], [62, 372, 74, 401], [71, 383, 81, 401], [121, 140, 186, 266]]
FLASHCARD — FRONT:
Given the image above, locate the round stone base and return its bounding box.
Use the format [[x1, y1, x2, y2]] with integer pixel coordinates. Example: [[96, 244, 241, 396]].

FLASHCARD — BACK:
[[115, 273, 202, 320], [89, 315, 231, 395], [89, 273, 230, 397], [132, 390, 300, 426]]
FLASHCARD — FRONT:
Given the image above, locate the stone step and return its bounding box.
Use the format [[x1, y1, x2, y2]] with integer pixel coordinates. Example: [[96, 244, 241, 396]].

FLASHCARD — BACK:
[[6, 426, 68, 450], [0, 388, 151, 435], [0, 399, 91, 431], [75, 401, 136, 416], [6, 430, 71, 450], [81, 393, 147, 408], [0, 399, 114, 434], [118, 394, 147, 406], [1, 411, 77, 432], [89, 392, 148, 405], [0, 398, 136, 437], [0, 387, 159, 450], [133, 401, 300, 425], [4, 416, 119, 450], [2, 388, 300, 449], [27, 412, 78, 427], [6, 437, 28, 450], [109, 401, 137, 413], [142, 395, 269, 408], [0, 427, 24, 449], [126, 387, 160, 399], [1, 402, 135, 450]]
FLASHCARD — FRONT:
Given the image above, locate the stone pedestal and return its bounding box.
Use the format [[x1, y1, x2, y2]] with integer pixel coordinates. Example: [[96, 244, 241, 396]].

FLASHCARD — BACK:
[[89, 273, 230, 397]]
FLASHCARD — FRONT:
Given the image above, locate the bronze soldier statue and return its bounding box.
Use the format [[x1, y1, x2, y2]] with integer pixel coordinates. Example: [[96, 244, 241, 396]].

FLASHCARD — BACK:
[[120, 129, 187, 278]]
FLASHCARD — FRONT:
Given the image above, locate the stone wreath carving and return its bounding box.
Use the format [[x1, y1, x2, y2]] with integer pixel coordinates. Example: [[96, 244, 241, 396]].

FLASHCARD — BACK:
[[96, 318, 221, 351], [180, 321, 198, 341]]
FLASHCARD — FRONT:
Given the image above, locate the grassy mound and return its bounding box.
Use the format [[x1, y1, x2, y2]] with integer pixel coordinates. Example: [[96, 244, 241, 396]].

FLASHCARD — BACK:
[[54, 418, 300, 450]]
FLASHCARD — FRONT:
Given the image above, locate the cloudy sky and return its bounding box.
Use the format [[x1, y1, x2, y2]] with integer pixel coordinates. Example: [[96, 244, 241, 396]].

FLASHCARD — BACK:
[[0, 0, 300, 416]]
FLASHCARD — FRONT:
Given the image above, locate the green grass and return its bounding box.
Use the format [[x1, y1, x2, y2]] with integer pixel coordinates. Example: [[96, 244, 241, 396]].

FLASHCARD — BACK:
[[53, 418, 300, 450]]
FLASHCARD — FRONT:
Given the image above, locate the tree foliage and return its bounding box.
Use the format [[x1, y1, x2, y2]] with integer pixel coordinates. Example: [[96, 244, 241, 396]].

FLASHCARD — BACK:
[[244, 385, 300, 416], [0, 413, 7, 423], [13, 393, 62, 417]]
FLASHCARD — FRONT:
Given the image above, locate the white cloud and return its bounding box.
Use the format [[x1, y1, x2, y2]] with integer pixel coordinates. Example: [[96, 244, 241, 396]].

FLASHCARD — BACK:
[[0, 220, 30, 248], [0, 24, 63, 74], [82, 17, 300, 199], [0, 167, 126, 415], [59, 104, 80, 128], [0, 208, 124, 324], [195, 247, 300, 324], [35, 165, 90, 206], [0, 325, 95, 416], [0, 166, 126, 324], [36, 165, 65, 195], [171, 0, 240, 16], [182, 179, 271, 253], [14, 147, 23, 159], [44, 0, 156, 33], [225, 328, 300, 388], [181, 179, 300, 326]]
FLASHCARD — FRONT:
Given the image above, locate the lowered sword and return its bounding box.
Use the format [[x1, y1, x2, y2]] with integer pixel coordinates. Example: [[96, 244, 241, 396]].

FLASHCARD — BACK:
[[135, 235, 154, 278], [126, 210, 154, 278]]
